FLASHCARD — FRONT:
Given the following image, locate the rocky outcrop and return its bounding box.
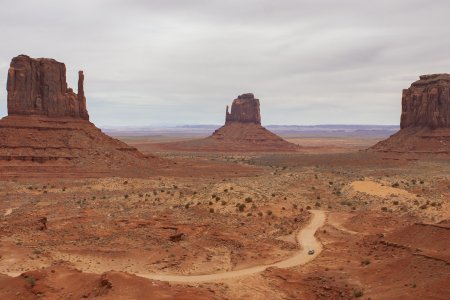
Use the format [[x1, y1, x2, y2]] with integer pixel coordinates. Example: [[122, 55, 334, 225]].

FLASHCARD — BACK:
[[0, 55, 162, 176], [400, 74, 450, 129], [226, 93, 261, 125], [155, 93, 299, 152], [6, 55, 89, 120], [371, 74, 450, 154]]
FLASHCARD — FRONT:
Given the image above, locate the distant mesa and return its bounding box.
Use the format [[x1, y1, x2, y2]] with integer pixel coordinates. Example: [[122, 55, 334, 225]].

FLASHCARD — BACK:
[[154, 93, 300, 152], [372, 74, 450, 153], [0, 55, 158, 177]]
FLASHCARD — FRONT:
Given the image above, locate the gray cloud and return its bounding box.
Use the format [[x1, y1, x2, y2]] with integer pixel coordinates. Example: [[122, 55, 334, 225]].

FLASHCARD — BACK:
[[1, 0, 450, 126]]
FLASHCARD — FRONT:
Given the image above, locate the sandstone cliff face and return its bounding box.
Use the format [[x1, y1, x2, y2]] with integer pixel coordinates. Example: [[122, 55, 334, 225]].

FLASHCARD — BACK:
[[400, 74, 450, 129], [6, 55, 89, 120], [0, 55, 157, 175], [226, 93, 261, 125]]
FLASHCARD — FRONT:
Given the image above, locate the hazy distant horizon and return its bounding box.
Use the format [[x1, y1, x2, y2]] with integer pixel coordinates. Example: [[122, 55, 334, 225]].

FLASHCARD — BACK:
[[101, 123, 399, 129], [1, 0, 450, 126]]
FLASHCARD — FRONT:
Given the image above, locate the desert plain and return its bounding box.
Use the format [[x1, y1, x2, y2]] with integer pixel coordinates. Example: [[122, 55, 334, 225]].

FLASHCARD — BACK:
[[1, 126, 449, 299]]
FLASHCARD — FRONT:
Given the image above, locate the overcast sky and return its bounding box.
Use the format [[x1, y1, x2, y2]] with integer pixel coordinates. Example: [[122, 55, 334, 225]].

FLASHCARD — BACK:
[[1, 0, 449, 126]]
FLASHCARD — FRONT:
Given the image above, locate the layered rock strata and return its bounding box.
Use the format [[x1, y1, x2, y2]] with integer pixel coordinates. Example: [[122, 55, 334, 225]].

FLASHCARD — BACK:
[[7, 55, 89, 119], [0, 55, 157, 176], [372, 74, 450, 153]]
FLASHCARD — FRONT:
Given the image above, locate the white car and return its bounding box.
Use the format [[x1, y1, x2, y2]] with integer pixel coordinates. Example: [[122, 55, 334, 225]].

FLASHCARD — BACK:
[[308, 249, 315, 255]]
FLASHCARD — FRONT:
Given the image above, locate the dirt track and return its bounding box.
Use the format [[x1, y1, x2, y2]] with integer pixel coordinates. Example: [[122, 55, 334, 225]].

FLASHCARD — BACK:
[[136, 210, 325, 283]]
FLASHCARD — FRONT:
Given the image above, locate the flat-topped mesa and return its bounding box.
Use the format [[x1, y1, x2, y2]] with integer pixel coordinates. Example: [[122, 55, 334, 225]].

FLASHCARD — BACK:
[[225, 93, 261, 125], [400, 74, 450, 129], [6, 55, 89, 120]]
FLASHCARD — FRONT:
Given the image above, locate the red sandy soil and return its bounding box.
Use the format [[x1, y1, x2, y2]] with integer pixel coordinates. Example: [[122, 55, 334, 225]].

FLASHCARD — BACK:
[[0, 265, 218, 299], [1, 139, 449, 299]]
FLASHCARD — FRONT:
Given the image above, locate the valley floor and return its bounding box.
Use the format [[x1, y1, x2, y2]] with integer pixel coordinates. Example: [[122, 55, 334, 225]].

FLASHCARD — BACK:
[[0, 135, 449, 299]]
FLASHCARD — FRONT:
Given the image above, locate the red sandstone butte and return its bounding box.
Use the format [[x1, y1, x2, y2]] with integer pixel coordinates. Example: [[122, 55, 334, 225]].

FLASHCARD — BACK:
[[152, 93, 300, 152], [0, 55, 160, 177], [372, 74, 450, 153], [7, 55, 89, 120]]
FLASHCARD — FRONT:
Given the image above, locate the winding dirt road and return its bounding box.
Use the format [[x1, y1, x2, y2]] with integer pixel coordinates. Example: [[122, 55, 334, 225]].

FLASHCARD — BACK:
[[137, 210, 326, 283]]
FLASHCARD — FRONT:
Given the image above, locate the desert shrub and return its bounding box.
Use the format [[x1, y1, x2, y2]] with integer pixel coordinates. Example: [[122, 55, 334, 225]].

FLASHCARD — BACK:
[[185, 203, 190, 209], [123, 181, 128, 185], [353, 290, 363, 298], [221, 201, 227, 206], [26, 276, 36, 287], [361, 259, 370, 266], [224, 189, 228, 193], [267, 210, 273, 216], [392, 182, 399, 188], [306, 206, 311, 210], [245, 197, 253, 203], [392, 200, 399, 205], [271, 193, 276, 197], [381, 207, 388, 212], [209, 208, 214, 213], [420, 204, 428, 210], [258, 212, 263, 217], [238, 204, 246, 212], [124, 194, 129, 199]]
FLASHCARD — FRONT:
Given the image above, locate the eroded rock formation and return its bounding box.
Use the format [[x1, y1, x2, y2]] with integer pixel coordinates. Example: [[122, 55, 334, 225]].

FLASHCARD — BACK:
[[372, 74, 450, 153], [7, 55, 89, 119], [226, 93, 261, 124], [400, 74, 450, 129], [155, 93, 299, 152], [0, 55, 160, 176]]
